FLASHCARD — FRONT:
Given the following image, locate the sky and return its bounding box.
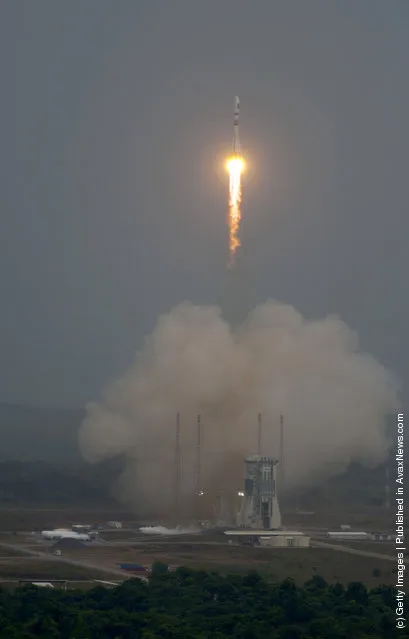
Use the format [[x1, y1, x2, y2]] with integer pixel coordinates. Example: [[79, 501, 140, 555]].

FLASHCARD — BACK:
[[0, 0, 408, 408]]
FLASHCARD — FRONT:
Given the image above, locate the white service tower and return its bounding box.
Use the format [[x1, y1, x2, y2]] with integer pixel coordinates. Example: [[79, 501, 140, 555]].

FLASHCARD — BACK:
[[238, 455, 281, 530]]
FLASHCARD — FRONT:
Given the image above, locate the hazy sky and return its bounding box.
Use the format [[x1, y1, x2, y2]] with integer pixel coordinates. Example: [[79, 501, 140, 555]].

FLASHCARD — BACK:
[[1, 1, 407, 408]]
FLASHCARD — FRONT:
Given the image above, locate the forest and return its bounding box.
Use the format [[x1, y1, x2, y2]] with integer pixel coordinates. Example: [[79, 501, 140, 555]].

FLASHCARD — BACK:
[[0, 566, 404, 638]]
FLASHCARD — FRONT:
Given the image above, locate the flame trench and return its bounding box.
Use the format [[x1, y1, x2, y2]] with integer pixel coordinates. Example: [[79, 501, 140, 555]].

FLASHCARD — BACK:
[[227, 157, 244, 266]]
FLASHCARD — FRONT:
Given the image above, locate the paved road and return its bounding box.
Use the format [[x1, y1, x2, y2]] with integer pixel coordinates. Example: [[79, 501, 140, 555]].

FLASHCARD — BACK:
[[312, 540, 395, 562], [1, 535, 395, 576], [0, 579, 121, 585], [0, 541, 145, 580]]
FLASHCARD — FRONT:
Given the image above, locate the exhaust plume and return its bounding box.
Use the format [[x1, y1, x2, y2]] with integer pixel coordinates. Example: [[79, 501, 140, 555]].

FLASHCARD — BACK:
[[79, 301, 399, 517], [227, 157, 244, 266]]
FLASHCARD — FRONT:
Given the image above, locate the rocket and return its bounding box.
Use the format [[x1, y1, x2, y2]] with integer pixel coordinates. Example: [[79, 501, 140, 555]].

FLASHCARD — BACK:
[[233, 95, 241, 156]]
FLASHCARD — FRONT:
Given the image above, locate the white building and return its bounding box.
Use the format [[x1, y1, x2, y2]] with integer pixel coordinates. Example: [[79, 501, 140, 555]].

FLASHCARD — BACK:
[[327, 531, 370, 541], [41, 529, 91, 541], [259, 533, 310, 548], [224, 529, 310, 547]]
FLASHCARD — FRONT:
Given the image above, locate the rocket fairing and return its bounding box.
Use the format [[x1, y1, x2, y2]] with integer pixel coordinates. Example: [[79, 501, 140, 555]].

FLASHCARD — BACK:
[[233, 95, 241, 155]]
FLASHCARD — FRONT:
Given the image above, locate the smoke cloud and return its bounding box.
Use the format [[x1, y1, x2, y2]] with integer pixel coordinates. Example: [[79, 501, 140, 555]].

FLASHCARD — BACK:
[[79, 301, 399, 518]]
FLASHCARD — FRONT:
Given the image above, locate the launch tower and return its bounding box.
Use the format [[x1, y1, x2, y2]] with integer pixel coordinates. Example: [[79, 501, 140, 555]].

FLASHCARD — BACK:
[[238, 455, 281, 530]]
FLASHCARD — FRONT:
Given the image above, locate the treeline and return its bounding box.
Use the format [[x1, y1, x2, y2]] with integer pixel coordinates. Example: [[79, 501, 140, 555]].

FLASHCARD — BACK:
[[289, 460, 393, 509], [0, 458, 123, 504], [0, 567, 403, 638], [0, 403, 83, 464], [0, 457, 389, 508]]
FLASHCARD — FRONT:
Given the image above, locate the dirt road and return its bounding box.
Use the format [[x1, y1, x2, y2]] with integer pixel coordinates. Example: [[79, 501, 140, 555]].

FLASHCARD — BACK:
[[0, 541, 137, 580]]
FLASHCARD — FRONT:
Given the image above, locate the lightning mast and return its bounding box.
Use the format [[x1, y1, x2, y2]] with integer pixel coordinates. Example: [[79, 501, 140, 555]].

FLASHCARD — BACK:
[[196, 414, 202, 521], [279, 414, 285, 493], [257, 412, 262, 455], [174, 413, 181, 517]]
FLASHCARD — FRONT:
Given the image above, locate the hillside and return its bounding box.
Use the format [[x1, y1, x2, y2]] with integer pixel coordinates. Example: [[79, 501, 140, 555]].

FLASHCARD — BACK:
[[0, 402, 83, 463], [0, 403, 399, 511]]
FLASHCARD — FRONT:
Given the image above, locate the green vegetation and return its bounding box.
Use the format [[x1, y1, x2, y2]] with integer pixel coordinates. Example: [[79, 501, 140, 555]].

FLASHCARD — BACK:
[[291, 456, 396, 510], [0, 459, 122, 506], [113, 542, 397, 587], [0, 568, 404, 638], [0, 403, 82, 464]]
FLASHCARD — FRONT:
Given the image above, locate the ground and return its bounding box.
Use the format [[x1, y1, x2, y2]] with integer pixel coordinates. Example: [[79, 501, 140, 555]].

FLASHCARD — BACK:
[[0, 505, 400, 590]]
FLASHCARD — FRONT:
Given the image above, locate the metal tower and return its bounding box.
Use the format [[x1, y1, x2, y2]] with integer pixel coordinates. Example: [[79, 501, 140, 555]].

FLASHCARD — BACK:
[[174, 413, 182, 515], [279, 414, 285, 493], [238, 455, 281, 530], [195, 414, 202, 520], [257, 412, 262, 455]]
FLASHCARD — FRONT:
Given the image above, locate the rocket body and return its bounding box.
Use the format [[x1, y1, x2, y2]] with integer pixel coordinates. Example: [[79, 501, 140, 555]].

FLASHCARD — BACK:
[[233, 95, 241, 155]]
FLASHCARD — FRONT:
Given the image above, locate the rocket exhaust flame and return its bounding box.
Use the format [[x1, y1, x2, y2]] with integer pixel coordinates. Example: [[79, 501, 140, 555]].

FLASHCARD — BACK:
[[227, 157, 244, 265], [227, 96, 244, 266]]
